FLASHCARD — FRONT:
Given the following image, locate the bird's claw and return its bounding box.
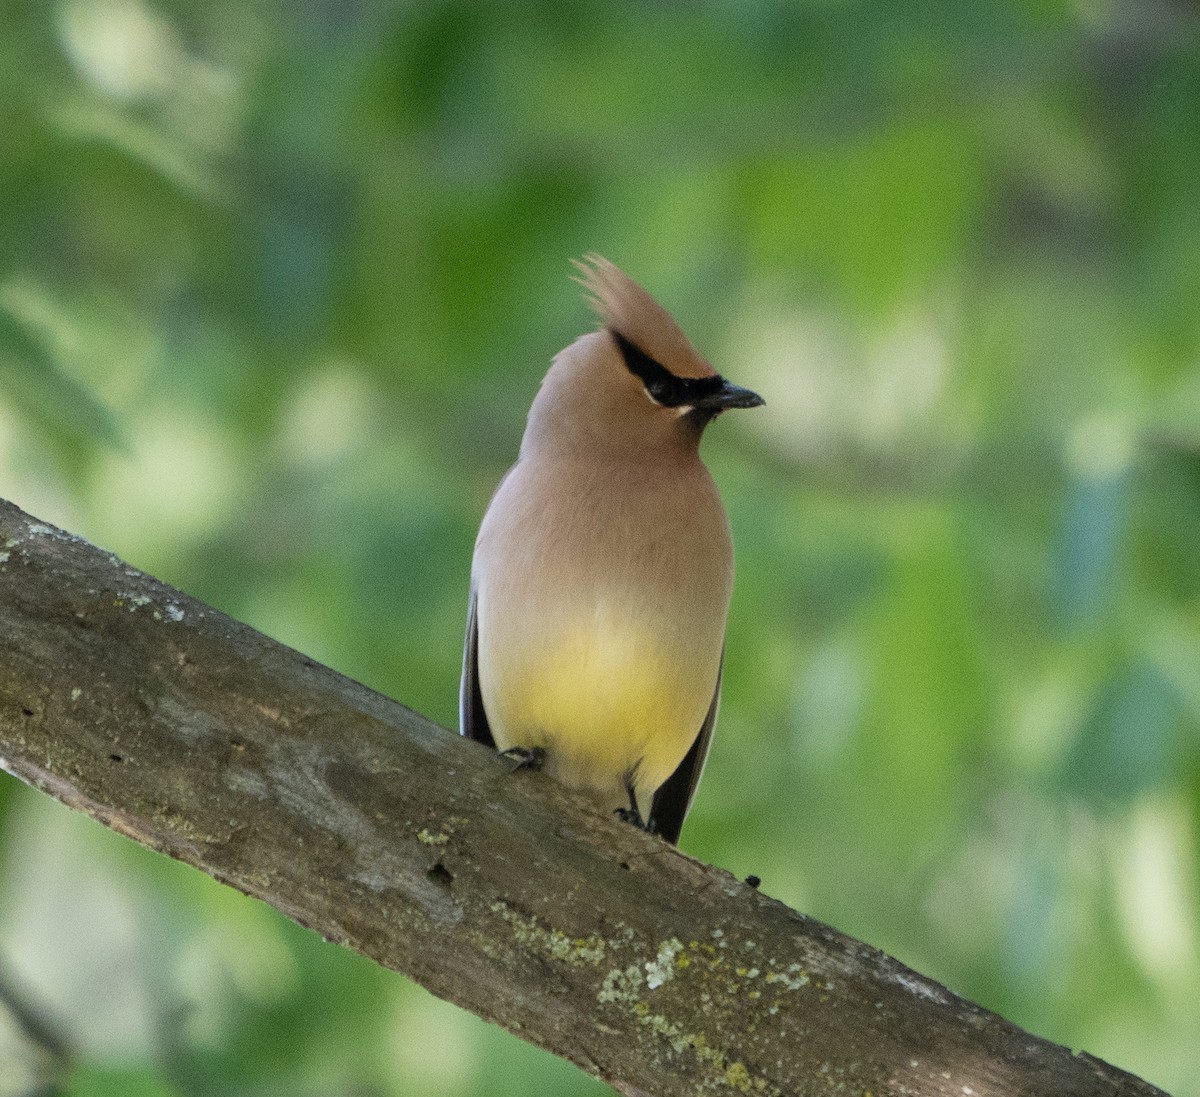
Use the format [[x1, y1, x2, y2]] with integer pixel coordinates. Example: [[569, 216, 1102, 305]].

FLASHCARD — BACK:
[[500, 745, 546, 773], [614, 805, 656, 834]]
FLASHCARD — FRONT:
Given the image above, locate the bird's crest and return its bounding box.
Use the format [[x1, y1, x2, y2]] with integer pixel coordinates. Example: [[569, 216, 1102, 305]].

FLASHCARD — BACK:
[[571, 255, 716, 380]]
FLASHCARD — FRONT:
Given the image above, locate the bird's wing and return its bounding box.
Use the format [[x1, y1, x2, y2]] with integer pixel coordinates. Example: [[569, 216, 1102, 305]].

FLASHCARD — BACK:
[[648, 651, 723, 845], [459, 587, 496, 747]]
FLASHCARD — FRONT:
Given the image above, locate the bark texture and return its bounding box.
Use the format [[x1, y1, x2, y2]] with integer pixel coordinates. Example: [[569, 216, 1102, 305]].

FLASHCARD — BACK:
[[0, 497, 1170, 1097]]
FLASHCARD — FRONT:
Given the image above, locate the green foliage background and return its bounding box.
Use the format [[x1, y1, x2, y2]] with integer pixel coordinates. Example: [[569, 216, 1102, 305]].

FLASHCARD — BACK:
[[2, 0, 1198, 1094]]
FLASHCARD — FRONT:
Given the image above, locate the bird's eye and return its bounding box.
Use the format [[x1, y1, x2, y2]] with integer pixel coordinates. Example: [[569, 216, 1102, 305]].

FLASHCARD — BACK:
[[645, 382, 671, 405]]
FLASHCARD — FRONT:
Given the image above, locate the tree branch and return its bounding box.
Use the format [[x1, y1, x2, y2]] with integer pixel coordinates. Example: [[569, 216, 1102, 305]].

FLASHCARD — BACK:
[[0, 497, 1169, 1097]]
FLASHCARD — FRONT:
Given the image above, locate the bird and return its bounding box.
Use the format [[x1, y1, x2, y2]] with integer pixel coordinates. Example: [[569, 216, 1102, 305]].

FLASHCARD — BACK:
[[460, 255, 763, 845]]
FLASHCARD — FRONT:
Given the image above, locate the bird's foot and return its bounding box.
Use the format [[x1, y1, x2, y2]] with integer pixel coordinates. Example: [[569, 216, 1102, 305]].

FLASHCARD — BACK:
[[614, 804, 649, 830], [500, 745, 546, 773], [614, 789, 657, 834]]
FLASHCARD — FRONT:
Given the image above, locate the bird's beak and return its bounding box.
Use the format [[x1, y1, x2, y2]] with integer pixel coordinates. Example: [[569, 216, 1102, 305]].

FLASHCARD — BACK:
[[692, 379, 765, 412]]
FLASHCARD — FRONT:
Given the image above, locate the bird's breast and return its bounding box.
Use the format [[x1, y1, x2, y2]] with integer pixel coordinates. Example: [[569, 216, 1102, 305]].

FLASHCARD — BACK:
[[471, 455, 732, 803]]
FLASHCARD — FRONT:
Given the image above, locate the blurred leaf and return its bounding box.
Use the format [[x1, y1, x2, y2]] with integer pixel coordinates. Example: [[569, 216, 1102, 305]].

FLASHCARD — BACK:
[[65, 1065, 178, 1097], [1061, 661, 1181, 809], [1054, 465, 1127, 629], [741, 119, 983, 311], [861, 513, 989, 837], [0, 309, 124, 456]]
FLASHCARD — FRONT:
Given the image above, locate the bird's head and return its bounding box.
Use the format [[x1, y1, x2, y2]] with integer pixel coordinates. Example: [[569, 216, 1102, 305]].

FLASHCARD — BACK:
[[524, 255, 763, 459]]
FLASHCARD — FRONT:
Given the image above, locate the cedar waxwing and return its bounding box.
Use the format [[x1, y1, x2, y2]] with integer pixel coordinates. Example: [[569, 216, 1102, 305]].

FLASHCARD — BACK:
[[460, 255, 762, 845]]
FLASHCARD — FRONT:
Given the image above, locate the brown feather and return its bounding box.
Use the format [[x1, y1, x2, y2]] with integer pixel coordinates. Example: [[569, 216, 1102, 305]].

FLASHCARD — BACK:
[[571, 254, 717, 380]]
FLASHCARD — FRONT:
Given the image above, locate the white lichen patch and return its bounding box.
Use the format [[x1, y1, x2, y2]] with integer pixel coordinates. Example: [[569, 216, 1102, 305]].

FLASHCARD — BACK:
[[70, 688, 82, 702], [634, 1007, 697, 1058], [490, 901, 608, 965], [762, 965, 811, 992], [598, 963, 644, 1004], [645, 938, 684, 990], [0, 551, 10, 565], [23, 522, 84, 546], [893, 971, 949, 1005], [166, 603, 185, 622]]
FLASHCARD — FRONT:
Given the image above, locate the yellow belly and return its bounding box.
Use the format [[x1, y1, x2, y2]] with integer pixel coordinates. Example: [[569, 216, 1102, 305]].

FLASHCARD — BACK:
[[480, 619, 717, 810]]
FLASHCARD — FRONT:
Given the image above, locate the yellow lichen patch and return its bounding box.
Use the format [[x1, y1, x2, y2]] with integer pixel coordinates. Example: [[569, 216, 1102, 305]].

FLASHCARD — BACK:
[[483, 921, 798, 1093], [490, 901, 608, 966], [594, 945, 785, 1094], [658, 1028, 772, 1094], [762, 966, 810, 991], [417, 816, 470, 847], [725, 1060, 752, 1091]]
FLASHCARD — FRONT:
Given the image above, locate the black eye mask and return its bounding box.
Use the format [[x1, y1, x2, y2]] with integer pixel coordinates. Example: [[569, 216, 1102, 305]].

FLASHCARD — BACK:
[[609, 328, 725, 408]]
